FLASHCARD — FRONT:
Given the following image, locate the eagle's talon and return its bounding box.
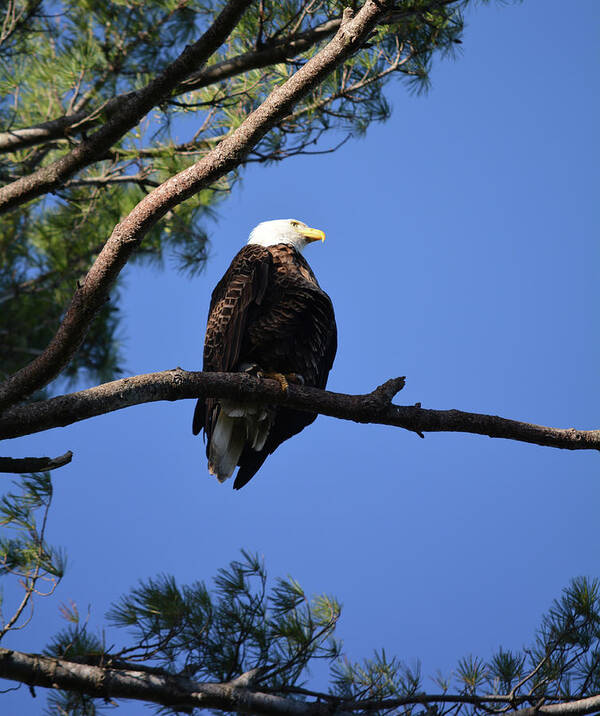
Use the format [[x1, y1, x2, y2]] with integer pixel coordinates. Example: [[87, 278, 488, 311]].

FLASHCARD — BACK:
[[242, 363, 263, 378], [262, 371, 289, 392]]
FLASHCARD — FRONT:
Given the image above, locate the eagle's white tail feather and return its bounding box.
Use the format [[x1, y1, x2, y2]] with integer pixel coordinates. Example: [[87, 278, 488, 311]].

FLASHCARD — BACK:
[[208, 410, 245, 481], [224, 405, 246, 418], [223, 402, 267, 420], [208, 403, 272, 481], [246, 414, 270, 451]]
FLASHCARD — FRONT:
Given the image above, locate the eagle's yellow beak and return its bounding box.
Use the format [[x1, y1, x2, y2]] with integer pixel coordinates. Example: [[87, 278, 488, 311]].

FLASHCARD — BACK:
[[299, 225, 325, 243]]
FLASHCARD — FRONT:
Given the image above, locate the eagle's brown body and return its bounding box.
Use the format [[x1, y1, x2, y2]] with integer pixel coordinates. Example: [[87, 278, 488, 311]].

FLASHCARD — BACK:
[[193, 243, 337, 489]]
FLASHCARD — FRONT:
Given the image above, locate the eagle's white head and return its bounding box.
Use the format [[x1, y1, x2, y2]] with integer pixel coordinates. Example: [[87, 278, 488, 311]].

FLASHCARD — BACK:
[[247, 219, 325, 253]]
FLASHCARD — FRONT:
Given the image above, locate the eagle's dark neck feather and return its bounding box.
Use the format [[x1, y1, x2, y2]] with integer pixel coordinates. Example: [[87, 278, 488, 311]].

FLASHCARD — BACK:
[[266, 243, 319, 287]]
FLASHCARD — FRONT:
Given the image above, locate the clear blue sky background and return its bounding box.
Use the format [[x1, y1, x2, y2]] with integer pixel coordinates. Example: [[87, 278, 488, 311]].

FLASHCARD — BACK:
[[2, 0, 599, 712]]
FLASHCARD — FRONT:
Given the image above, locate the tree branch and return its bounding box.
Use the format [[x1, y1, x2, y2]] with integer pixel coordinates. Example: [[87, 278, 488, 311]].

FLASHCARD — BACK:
[[0, 0, 456, 155], [0, 451, 73, 474], [277, 687, 600, 713], [0, 0, 394, 412], [0, 0, 253, 213], [0, 18, 342, 155], [0, 647, 598, 716], [0, 114, 82, 153], [0, 646, 338, 715], [0, 370, 597, 454], [512, 697, 600, 716]]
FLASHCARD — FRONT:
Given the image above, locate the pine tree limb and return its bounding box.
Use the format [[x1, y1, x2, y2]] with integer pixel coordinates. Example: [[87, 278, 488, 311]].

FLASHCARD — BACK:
[[0, 647, 335, 715], [0, 370, 597, 453], [0, 647, 599, 716], [512, 698, 600, 716]]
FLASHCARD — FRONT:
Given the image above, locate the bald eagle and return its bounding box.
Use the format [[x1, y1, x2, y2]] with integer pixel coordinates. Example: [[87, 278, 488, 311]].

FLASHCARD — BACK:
[[193, 219, 337, 489]]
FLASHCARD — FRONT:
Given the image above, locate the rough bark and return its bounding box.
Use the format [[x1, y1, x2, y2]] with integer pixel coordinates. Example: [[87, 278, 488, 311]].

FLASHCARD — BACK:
[[0, 1, 393, 412], [0, 647, 337, 715], [512, 698, 600, 716], [0, 647, 598, 716], [0, 370, 597, 453]]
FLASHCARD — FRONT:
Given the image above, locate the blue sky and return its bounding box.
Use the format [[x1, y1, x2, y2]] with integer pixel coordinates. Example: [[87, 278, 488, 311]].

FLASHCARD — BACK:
[[2, 0, 599, 712]]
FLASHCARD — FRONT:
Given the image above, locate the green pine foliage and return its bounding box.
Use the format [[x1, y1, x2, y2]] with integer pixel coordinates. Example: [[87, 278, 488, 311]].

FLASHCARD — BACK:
[[1, 0, 468, 393], [47, 551, 341, 713], [41, 550, 600, 716], [0, 472, 65, 639], [103, 550, 342, 686]]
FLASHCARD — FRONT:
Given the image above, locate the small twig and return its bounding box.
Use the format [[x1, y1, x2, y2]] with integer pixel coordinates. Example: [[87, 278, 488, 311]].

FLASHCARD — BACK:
[[369, 376, 406, 409]]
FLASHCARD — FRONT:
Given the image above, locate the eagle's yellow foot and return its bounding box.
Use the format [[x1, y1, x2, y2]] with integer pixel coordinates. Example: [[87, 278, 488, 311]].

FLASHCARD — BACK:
[[262, 371, 289, 392]]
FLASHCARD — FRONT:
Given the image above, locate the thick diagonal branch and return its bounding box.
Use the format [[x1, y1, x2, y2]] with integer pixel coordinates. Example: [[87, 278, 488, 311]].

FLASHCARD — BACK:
[[0, 647, 599, 716], [0, 1, 393, 412], [0, 370, 597, 454], [0, 0, 252, 213]]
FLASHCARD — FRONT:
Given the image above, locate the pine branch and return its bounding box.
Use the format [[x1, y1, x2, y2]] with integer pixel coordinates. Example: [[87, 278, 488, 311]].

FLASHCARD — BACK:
[[0, 0, 253, 213], [0, 17, 341, 155], [0, 0, 458, 155], [0, 370, 597, 454], [0, 0, 44, 53], [0, 114, 80, 153], [0, 647, 336, 714], [512, 698, 600, 716], [0, 646, 598, 716], [0, 0, 395, 412], [0, 451, 73, 474], [274, 687, 597, 712]]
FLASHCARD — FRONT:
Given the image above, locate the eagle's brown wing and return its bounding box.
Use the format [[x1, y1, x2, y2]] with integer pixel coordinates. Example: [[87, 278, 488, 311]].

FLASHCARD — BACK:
[[233, 284, 337, 490], [192, 245, 272, 436]]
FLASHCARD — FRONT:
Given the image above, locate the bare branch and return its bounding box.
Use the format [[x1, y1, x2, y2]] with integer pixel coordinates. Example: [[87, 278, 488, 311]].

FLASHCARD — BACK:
[[62, 174, 161, 189], [0, 646, 340, 715], [0, 646, 598, 716], [0, 0, 253, 213], [0, 370, 597, 454], [0, 114, 78, 153], [512, 697, 600, 716], [1, 173, 161, 189], [337, 692, 600, 716], [0, 1, 394, 411], [0, 451, 73, 474]]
